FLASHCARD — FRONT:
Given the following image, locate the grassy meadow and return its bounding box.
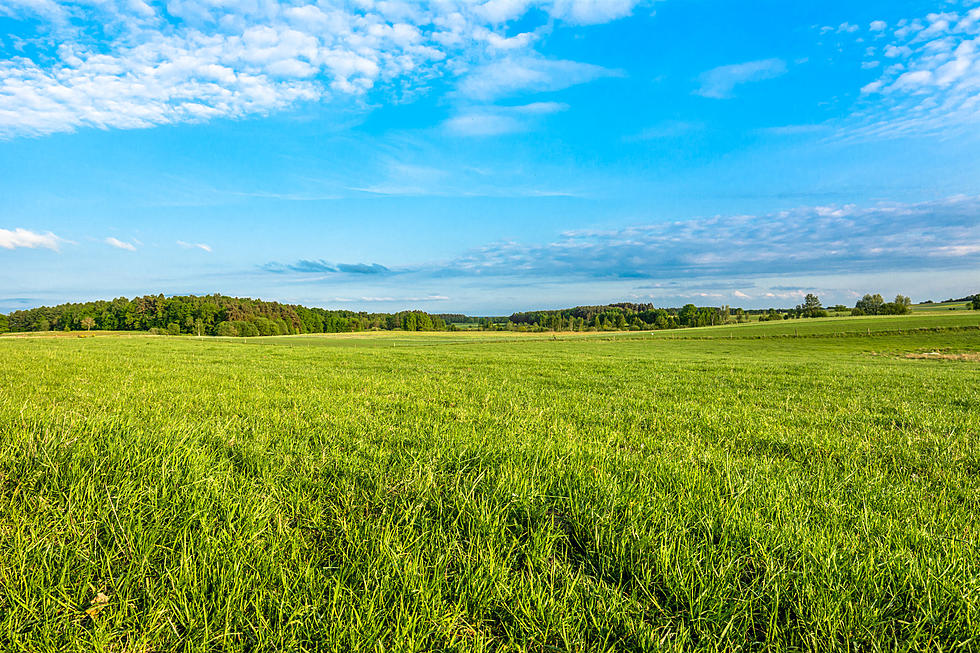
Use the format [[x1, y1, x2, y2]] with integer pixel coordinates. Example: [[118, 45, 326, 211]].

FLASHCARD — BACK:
[[1, 313, 979, 651]]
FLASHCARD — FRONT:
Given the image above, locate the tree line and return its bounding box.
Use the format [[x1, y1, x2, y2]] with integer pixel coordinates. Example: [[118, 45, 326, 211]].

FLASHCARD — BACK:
[[0, 291, 970, 336], [502, 292, 923, 332], [0, 294, 449, 336]]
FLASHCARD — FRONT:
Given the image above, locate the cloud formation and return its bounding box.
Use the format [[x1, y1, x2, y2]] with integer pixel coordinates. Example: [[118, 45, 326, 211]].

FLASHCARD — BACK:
[[105, 236, 137, 251], [0, 1, 639, 138], [263, 259, 390, 275], [0, 227, 63, 251], [260, 196, 980, 284], [177, 240, 212, 252], [444, 195, 980, 279], [456, 55, 617, 101], [444, 101, 568, 136], [849, 5, 980, 138], [695, 58, 788, 99]]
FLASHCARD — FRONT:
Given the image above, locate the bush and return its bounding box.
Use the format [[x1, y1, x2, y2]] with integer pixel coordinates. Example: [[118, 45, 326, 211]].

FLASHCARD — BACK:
[[880, 302, 910, 315], [851, 308, 865, 316], [215, 322, 238, 337], [166, 322, 181, 335], [253, 317, 280, 336], [232, 320, 259, 337]]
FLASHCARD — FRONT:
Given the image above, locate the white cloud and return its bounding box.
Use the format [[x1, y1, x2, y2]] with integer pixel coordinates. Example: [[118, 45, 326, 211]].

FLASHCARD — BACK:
[[444, 101, 568, 136], [0, 227, 63, 251], [177, 240, 212, 252], [443, 195, 980, 279], [105, 236, 136, 251], [457, 55, 617, 101], [445, 113, 524, 136], [549, 0, 641, 25], [0, 1, 639, 138], [846, 5, 980, 138], [870, 20, 888, 32], [695, 58, 788, 99], [884, 44, 913, 58]]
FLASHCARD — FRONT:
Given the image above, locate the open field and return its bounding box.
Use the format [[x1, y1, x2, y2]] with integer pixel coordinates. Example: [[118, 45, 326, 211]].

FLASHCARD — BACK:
[[1, 313, 979, 651], [645, 312, 980, 339], [910, 302, 974, 313]]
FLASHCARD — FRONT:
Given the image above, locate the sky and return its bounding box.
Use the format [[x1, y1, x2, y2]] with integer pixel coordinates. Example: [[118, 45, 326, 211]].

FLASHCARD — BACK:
[[1, 0, 978, 315]]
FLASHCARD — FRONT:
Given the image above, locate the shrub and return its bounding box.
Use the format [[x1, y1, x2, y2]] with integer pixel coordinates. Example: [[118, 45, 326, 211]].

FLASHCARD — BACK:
[[215, 322, 238, 337], [232, 320, 259, 337]]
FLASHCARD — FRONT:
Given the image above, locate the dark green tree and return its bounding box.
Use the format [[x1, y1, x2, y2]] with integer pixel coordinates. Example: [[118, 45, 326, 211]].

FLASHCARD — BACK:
[[855, 293, 885, 315]]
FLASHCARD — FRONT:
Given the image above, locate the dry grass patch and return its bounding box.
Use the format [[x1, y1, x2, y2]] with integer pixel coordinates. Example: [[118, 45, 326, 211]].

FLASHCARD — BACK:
[[904, 351, 980, 361]]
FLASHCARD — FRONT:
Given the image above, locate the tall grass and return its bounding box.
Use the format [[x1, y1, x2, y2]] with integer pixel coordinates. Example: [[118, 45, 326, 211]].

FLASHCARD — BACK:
[[1, 318, 978, 651]]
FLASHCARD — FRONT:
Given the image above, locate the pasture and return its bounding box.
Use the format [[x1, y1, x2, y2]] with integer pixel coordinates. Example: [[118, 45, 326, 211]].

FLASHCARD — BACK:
[[1, 313, 978, 651]]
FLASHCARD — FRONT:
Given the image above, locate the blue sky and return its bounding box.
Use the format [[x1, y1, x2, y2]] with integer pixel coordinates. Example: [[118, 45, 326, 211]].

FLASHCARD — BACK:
[[1, 0, 978, 315]]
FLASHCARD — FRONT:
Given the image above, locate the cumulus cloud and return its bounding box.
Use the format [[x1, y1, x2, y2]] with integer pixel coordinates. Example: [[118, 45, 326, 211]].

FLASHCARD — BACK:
[[105, 236, 136, 251], [548, 0, 642, 26], [846, 5, 980, 138], [473, 0, 645, 25], [0, 227, 64, 251], [177, 240, 212, 252], [0, 1, 638, 138], [695, 58, 788, 99]]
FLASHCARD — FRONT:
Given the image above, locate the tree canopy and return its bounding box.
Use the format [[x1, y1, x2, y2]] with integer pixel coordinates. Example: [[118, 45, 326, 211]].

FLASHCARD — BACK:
[[2, 294, 448, 335]]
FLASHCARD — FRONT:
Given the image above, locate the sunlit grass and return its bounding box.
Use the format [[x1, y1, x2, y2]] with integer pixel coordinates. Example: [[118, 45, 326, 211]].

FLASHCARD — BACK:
[[1, 313, 978, 651]]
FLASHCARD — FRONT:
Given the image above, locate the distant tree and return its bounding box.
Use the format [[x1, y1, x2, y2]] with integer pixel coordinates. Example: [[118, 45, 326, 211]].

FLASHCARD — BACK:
[[855, 293, 885, 315], [972, 295, 980, 310], [895, 294, 912, 307], [800, 294, 828, 318], [81, 316, 95, 331], [678, 304, 697, 327], [0, 313, 8, 333]]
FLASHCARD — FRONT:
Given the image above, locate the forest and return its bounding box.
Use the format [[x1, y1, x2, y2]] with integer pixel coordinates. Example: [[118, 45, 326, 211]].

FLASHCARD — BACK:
[[0, 292, 921, 335], [0, 294, 449, 336]]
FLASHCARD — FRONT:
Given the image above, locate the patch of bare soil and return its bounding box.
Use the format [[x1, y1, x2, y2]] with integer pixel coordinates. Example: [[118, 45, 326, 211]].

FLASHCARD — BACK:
[[904, 351, 980, 361]]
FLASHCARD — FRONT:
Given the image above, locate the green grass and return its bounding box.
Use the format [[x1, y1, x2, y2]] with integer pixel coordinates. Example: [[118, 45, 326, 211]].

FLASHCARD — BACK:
[[1, 313, 979, 651], [911, 301, 973, 313]]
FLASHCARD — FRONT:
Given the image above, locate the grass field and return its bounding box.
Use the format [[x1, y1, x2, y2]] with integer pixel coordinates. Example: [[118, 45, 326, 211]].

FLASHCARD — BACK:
[[910, 301, 974, 313], [1, 313, 979, 651]]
